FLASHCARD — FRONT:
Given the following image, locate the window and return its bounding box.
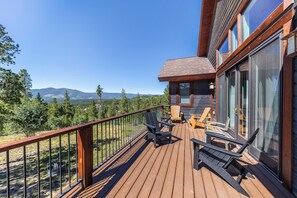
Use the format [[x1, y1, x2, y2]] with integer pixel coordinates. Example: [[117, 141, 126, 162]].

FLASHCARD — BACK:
[[242, 0, 282, 42], [218, 37, 229, 65], [250, 38, 281, 174], [231, 23, 238, 52], [217, 75, 226, 123], [179, 83, 190, 104]]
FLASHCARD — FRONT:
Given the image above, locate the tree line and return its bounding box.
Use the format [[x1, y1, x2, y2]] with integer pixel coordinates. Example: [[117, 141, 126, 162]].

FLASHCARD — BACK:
[[0, 24, 169, 137]]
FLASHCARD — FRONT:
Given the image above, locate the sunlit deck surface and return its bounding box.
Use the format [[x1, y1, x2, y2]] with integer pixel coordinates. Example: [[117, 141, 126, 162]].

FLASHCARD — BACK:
[[74, 123, 293, 198]]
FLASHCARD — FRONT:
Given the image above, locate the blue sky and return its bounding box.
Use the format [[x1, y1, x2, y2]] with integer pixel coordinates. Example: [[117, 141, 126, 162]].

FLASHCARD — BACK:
[[0, 0, 201, 94]]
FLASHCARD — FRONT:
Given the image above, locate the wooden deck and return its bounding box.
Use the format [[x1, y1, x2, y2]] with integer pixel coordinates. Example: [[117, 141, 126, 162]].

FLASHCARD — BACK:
[[76, 123, 294, 198]]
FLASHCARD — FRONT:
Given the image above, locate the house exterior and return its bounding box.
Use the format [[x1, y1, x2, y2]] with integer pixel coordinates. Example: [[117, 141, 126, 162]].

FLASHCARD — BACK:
[[159, 0, 297, 195]]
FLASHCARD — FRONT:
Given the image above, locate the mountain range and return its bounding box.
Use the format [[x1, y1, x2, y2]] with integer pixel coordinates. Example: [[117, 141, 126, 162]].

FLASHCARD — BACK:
[[31, 88, 150, 102]]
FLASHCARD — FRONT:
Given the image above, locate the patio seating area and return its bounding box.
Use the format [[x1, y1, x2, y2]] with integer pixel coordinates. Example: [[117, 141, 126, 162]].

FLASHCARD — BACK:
[[76, 123, 294, 198]]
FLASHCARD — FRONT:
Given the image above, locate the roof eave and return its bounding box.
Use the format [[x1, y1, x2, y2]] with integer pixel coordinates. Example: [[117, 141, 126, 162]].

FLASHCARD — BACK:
[[197, 0, 216, 57], [158, 73, 216, 82]]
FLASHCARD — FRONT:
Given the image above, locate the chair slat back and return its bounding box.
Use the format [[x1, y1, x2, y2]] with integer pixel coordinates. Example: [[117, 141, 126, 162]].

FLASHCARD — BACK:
[[170, 105, 180, 118], [237, 128, 260, 154], [198, 107, 211, 122], [144, 111, 161, 132]]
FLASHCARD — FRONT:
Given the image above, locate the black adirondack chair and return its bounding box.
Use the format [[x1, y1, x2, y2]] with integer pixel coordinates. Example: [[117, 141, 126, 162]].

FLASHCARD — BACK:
[[144, 111, 175, 148], [191, 128, 259, 197]]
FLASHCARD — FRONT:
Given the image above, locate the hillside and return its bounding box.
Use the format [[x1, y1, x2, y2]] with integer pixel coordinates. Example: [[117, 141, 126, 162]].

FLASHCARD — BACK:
[[31, 88, 149, 101]]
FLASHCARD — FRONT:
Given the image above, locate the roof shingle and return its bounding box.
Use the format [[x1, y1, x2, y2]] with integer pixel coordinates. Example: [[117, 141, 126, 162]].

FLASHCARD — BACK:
[[158, 56, 215, 81]]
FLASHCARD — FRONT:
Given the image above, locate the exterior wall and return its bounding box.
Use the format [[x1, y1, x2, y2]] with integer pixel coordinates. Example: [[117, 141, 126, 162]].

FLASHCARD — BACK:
[[207, 0, 244, 66], [207, 0, 295, 190], [169, 80, 213, 119], [293, 58, 297, 196]]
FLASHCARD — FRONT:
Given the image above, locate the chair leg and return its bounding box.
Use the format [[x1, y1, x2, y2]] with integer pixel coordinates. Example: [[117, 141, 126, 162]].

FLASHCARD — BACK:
[[193, 145, 200, 170], [169, 135, 172, 144], [154, 138, 157, 148]]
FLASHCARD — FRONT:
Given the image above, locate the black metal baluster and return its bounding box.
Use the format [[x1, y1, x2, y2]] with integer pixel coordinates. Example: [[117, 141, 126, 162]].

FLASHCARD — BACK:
[[68, 133, 71, 188], [96, 124, 99, 166], [49, 138, 52, 198], [105, 122, 107, 161], [59, 135, 62, 195], [23, 146, 27, 197], [37, 142, 41, 197], [112, 120, 114, 155], [101, 123, 103, 164], [114, 119, 120, 151], [6, 151, 10, 198], [109, 121, 111, 156], [75, 131, 78, 182]]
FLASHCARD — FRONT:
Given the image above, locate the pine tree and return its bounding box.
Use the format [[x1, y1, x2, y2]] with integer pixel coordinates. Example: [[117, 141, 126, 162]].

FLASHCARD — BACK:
[[107, 99, 117, 117], [62, 90, 74, 127], [135, 93, 141, 111], [0, 24, 20, 66], [119, 88, 129, 114], [96, 84, 103, 119], [0, 68, 23, 105], [18, 69, 32, 99], [87, 100, 98, 121]]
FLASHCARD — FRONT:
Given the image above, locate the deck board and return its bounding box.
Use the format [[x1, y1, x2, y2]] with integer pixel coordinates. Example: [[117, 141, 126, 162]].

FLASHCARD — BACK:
[[77, 123, 294, 198]]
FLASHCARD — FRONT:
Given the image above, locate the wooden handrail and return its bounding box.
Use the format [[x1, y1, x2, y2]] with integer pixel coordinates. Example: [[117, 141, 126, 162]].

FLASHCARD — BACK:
[[0, 105, 163, 152]]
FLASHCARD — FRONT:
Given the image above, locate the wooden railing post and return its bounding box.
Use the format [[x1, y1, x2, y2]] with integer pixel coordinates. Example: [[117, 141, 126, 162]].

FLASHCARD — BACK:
[[77, 125, 93, 188]]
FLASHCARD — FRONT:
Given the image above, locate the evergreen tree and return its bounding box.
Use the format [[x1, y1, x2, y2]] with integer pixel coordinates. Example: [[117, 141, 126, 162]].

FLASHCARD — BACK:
[[107, 99, 117, 117], [0, 24, 20, 66], [35, 92, 46, 105], [135, 93, 141, 111], [61, 90, 74, 127], [47, 98, 63, 129], [0, 68, 23, 105], [96, 84, 103, 118], [119, 88, 129, 114], [163, 84, 169, 105], [18, 69, 32, 99], [87, 100, 98, 121]]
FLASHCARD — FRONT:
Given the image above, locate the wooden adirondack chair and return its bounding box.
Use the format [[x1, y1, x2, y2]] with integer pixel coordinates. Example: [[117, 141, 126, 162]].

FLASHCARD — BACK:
[[191, 128, 260, 197], [144, 111, 175, 148], [189, 107, 211, 129], [169, 105, 184, 123]]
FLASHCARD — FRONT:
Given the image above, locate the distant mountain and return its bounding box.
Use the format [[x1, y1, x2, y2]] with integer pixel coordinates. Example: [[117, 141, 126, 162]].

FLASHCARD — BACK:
[[31, 88, 149, 102]]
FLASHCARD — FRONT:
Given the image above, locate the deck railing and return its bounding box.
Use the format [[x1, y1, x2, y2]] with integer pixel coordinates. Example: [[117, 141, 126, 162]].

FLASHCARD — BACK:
[[0, 105, 164, 197]]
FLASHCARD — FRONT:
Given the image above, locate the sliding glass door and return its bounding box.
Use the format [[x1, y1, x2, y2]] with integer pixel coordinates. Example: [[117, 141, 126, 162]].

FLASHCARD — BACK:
[[226, 62, 249, 140], [228, 70, 236, 132], [250, 38, 281, 175]]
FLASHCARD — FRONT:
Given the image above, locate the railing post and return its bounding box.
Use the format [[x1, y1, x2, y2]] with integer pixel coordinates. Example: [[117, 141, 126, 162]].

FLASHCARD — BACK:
[[77, 125, 93, 188], [161, 105, 165, 116]]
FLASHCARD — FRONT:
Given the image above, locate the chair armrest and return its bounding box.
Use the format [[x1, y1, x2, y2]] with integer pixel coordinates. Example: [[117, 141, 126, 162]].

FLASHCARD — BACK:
[[205, 131, 244, 145], [191, 138, 242, 158], [208, 121, 225, 127], [144, 123, 156, 130], [158, 121, 175, 127]]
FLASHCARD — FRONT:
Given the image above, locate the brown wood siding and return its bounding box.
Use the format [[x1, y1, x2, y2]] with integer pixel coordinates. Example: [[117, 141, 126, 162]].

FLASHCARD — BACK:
[[293, 57, 297, 197], [207, 0, 244, 67], [169, 80, 213, 119]]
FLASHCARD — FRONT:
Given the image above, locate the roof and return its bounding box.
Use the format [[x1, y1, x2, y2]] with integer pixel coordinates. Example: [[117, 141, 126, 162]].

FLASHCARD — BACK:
[[197, 0, 216, 56], [158, 56, 215, 82]]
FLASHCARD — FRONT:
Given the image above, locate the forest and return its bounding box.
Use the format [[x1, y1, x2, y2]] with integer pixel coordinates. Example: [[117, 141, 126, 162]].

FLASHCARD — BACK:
[[0, 24, 168, 137]]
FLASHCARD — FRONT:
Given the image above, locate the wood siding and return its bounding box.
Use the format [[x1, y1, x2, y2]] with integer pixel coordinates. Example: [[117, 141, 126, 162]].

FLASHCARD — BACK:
[[292, 57, 297, 197], [169, 80, 213, 119], [207, 0, 244, 66]]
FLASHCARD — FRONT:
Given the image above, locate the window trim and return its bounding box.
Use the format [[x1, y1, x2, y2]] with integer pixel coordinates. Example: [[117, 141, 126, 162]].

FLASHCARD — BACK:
[[176, 82, 194, 107], [215, 1, 283, 68]]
